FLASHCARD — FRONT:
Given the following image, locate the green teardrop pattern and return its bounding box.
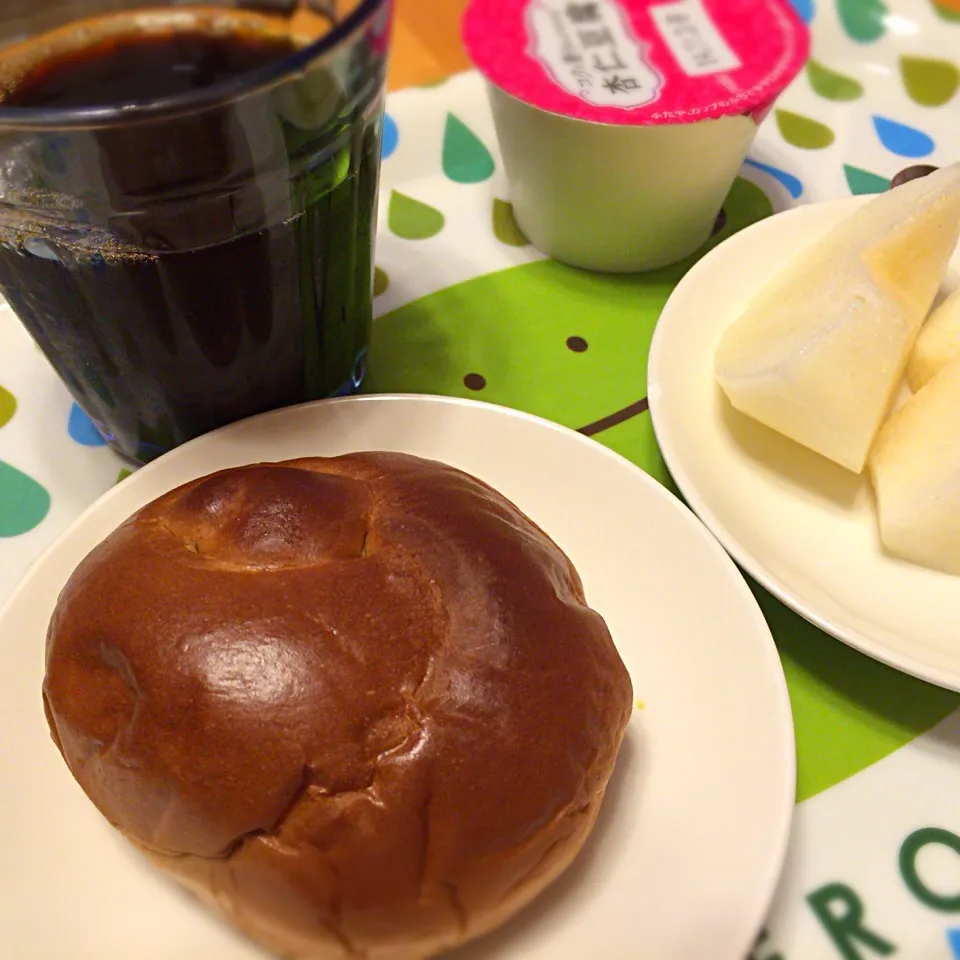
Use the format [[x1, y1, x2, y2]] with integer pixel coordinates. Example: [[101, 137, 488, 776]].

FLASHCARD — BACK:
[[900, 55, 960, 107], [388, 191, 446, 241], [0, 460, 51, 537], [492, 200, 530, 247], [116, 468, 132, 484], [374, 267, 390, 297], [0, 385, 16, 428], [807, 59, 864, 100], [931, 0, 960, 21], [836, 0, 888, 42], [442, 113, 495, 184], [844, 164, 891, 195], [776, 110, 836, 149]]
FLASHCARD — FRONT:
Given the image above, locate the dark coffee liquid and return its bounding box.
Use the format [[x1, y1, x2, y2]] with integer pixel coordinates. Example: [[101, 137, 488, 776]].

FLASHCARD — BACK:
[[0, 13, 381, 464], [4, 25, 298, 108]]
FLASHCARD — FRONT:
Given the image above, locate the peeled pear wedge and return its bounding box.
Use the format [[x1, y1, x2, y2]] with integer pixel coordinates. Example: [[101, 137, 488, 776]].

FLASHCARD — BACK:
[[715, 162, 960, 474], [869, 359, 960, 576], [907, 286, 960, 391]]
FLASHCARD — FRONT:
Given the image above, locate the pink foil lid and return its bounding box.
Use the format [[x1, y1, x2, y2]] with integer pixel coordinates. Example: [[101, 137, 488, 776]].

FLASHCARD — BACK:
[[463, 0, 809, 126]]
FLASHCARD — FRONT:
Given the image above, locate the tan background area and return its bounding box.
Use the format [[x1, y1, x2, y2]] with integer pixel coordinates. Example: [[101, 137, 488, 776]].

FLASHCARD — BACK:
[[385, 0, 960, 91], [388, 0, 472, 90]]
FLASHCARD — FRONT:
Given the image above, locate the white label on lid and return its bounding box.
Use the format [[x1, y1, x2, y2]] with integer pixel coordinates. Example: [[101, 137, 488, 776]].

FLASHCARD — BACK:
[[649, 0, 742, 77], [526, 0, 663, 109]]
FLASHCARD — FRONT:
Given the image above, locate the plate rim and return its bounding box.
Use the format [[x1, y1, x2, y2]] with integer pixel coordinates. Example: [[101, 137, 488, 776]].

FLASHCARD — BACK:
[[647, 197, 960, 693], [1, 392, 796, 960]]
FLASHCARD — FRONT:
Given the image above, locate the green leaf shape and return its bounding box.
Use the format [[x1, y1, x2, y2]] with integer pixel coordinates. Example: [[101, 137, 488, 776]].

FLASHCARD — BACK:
[[442, 113, 495, 184], [388, 191, 445, 241], [0, 460, 51, 537], [844, 164, 891, 195], [776, 110, 836, 149], [374, 266, 390, 297], [932, 0, 960, 21], [116, 468, 132, 484], [900, 55, 960, 107], [807, 59, 864, 100], [492, 199, 530, 247], [753, 585, 960, 802], [0, 385, 16, 428], [837, 0, 888, 42]]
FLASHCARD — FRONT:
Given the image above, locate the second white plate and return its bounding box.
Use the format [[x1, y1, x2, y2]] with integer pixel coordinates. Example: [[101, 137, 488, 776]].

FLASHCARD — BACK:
[[648, 198, 960, 691]]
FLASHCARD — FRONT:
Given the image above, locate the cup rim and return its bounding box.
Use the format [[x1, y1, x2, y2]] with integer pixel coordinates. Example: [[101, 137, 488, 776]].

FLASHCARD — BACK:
[[486, 79, 769, 129], [0, 0, 388, 130]]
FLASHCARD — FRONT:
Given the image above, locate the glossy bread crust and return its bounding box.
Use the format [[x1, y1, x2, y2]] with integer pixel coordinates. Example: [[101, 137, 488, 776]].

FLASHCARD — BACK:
[[43, 453, 633, 958]]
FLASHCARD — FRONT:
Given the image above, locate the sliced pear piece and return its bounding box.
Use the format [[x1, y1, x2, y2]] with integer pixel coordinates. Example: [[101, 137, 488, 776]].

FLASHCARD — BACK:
[[907, 287, 960, 391], [715, 162, 960, 474], [870, 359, 960, 576]]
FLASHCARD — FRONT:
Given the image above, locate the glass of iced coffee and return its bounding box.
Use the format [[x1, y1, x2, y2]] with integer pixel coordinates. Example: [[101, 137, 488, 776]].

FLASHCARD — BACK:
[[0, 0, 392, 465]]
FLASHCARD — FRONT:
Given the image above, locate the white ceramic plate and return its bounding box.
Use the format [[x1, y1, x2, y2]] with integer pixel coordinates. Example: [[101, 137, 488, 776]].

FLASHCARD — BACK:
[[0, 394, 792, 960], [648, 198, 960, 692]]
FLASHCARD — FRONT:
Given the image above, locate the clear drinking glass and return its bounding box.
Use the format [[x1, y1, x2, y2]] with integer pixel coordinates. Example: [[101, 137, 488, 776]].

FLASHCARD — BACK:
[[0, 0, 392, 465]]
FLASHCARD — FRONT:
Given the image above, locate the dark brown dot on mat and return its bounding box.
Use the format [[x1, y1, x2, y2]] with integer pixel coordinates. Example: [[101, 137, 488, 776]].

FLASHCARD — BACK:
[[712, 207, 727, 236], [566, 336, 588, 353], [889, 165, 939, 190], [464, 373, 486, 391]]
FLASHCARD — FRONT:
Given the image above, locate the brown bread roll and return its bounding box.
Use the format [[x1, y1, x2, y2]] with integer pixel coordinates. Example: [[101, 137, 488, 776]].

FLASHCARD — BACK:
[[42, 452, 633, 959]]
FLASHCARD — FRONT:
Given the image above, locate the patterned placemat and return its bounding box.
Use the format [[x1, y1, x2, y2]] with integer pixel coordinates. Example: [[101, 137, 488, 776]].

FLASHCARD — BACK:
[[1, 0, 959, 955]]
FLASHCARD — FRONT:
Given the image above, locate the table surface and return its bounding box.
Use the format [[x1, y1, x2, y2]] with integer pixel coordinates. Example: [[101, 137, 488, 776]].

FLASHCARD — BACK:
[[3, 1, 960, 959], [389, 0, 471, 90]]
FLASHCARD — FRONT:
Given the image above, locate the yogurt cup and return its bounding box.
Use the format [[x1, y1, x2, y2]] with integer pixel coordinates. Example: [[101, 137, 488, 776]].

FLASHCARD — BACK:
[[463, 0, 809, 272]]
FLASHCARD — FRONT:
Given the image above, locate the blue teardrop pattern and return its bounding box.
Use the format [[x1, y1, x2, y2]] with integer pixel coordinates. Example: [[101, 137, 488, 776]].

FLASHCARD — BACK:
[[872, 116, 935, 158], [947, 928, 960, 959], [744, 159, 805, 199], [382, 113, 399, 160], [68, 403, 107, 446]]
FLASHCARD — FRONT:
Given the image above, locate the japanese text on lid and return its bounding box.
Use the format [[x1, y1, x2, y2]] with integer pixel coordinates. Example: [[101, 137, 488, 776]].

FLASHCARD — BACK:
[[526, 0, 663, 108]]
